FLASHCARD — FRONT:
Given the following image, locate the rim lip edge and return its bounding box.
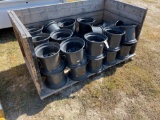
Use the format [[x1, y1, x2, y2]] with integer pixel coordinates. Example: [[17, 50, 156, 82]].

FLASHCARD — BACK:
[[116, 24, 137, 28], [60, 37, 85, 54], [104, 28, 126, 36], [32, 35, 50, 43], [84, 32, 108, 43], [77, 17, 95, 24], [50, 29, 73, 41], [43, 20, 57, 30], [58, 18, 76, 28], [35, 42, 60, 59]]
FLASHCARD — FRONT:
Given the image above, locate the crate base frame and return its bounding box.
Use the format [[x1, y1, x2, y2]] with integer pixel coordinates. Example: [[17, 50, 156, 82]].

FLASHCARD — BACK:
[[40, 54, 135, 99], [8, 0, 147, 99]]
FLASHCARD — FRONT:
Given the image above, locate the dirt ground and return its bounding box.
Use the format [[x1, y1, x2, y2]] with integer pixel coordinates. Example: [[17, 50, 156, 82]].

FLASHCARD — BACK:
[[0, 0, 160, 120]]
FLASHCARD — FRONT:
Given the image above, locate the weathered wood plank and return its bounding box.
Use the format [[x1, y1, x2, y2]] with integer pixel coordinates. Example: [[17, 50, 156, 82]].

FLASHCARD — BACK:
[[20, 6, 103, 25], [105, 0, 148, 23], [8, 11, 33, 79], [12, 11, 43, 89], [10, 12, 44, 91], [25, 11, 104, 27], [14, 0, 104, 17], [11, 22, 26, 59], [15, 0, 104, 24], [103, 10, 140, 24], [8, 11, 28, 60], [8, 11, 44, 95]]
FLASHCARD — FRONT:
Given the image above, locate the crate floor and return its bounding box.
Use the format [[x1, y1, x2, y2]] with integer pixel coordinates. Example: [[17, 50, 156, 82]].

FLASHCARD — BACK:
[[40, 54, 135, 99]]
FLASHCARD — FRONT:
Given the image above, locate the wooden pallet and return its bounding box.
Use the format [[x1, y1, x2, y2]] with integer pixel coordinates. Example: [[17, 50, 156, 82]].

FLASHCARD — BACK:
[[40, 54, 136, 99], [8, 0, 148, 99]]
